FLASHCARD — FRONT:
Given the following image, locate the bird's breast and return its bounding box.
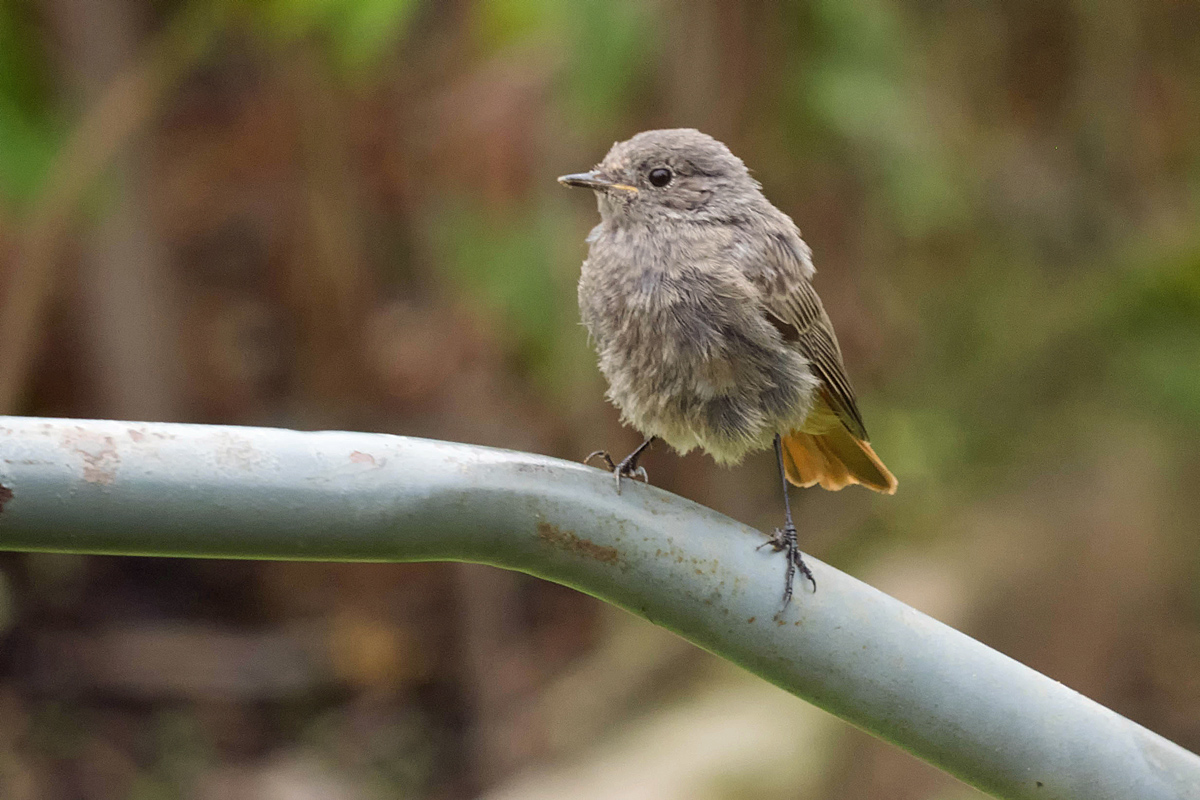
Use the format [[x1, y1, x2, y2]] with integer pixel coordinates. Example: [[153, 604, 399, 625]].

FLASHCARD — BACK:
[[578, 247, 817, 461]]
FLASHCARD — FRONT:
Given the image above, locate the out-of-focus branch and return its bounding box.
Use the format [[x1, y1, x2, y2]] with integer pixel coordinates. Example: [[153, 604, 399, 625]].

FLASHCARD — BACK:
[[48, 0, 184, 420], [0, 4, 224, 412], [1, 416, 1198, 800]]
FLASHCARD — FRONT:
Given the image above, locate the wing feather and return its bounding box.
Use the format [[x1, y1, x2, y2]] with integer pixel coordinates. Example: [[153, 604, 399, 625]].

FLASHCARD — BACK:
[[751, 229, 869, 440]]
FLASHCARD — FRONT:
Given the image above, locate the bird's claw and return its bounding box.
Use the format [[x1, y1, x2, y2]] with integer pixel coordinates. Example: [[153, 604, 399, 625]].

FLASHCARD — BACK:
[[584, 450, 616, 471], [614, 464, 648, 494], [584, 449, 650, 495], [760, 523, 816, 608]]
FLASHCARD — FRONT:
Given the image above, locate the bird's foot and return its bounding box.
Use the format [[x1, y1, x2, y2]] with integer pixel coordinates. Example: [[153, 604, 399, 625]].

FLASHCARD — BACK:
[[758, 522, 816, 607], [584, 449, 650, 495]]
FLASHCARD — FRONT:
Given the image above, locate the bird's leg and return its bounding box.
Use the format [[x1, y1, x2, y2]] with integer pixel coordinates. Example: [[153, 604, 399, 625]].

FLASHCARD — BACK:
[[585, 436, 656, 494], [759, 434, 816, 607]]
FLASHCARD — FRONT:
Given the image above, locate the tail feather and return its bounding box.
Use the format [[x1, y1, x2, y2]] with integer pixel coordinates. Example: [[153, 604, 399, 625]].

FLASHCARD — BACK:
[[781, 428, 897, 494]]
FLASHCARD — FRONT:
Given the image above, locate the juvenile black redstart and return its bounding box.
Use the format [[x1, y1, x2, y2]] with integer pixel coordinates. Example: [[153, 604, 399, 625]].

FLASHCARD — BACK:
[[559, 128, 897, 606]]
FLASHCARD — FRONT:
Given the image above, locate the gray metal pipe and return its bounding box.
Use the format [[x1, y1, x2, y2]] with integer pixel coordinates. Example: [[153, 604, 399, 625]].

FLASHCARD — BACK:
[[0, 416, 1197, 799]]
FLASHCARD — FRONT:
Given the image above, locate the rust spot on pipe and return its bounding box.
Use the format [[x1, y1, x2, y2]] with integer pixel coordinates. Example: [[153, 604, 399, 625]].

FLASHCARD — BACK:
[[215, 434, 265, 471], [0, 484, 12, 513], [537, 521, 621, 566], [65, 431, 119, 485]]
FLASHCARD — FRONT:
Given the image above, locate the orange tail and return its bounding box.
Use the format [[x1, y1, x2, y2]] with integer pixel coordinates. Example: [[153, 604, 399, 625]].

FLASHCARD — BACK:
[[781, 427, 898, 494]]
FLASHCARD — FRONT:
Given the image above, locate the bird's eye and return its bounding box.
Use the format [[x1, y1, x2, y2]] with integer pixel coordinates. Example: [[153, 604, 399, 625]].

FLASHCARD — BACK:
[[648, 167, 672, 187]]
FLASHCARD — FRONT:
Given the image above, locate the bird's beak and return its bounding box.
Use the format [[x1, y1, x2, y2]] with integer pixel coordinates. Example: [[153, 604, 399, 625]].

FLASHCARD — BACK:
[[557, 171, 639, 194]]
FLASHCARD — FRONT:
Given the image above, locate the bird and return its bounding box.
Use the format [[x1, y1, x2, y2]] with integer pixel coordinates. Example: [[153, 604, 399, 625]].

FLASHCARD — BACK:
[[559, 128, 896, 606]]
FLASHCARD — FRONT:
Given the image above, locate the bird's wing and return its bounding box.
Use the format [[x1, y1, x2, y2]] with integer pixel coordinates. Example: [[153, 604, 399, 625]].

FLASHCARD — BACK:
[[751, 230, 869, 441]]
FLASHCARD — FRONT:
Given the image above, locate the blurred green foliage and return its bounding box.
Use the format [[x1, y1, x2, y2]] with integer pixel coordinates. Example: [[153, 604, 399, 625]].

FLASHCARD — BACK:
[[0, 1, 58, 205], [431, 200, 564, 379], [258, 0, 418, 68]]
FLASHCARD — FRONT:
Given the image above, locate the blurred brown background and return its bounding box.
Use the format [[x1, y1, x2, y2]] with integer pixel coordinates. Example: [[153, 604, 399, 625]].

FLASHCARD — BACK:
[[1, 0, 1199, 798]]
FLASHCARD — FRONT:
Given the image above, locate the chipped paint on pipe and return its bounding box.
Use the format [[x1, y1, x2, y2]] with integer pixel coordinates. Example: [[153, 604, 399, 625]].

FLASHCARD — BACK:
[[0, 416, 1197, 800]]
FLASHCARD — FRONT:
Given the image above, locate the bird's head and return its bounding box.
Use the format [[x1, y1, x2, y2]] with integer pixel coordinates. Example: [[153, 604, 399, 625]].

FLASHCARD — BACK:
[[558, 129, 763, 225]]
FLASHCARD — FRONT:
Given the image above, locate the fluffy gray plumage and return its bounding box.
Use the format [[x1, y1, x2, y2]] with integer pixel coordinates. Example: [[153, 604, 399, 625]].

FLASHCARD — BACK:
[[565, 128, 865, 466]]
